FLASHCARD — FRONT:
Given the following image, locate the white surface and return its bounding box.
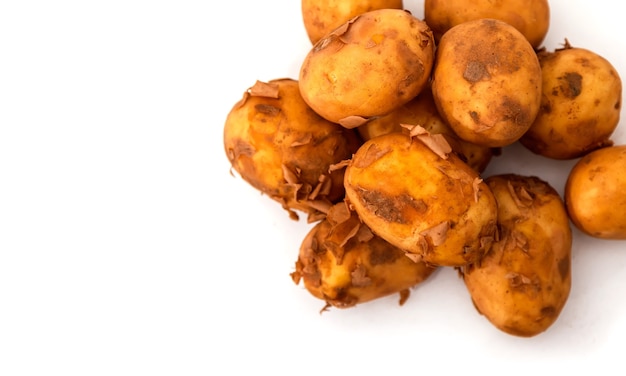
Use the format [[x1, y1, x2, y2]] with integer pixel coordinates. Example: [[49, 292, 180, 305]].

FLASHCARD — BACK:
[[1, 0, 625, 375]]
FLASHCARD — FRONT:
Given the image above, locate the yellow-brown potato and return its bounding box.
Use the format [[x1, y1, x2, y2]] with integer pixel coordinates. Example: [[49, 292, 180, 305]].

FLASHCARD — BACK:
[[299, 8, 435, 127], [291, 201, 437, 309], [462, 174, 572, 337], [357, 83, 495, 172], [431, 18, 542, 148], [223, 78, 362, 222], [519, 43, 622, 160], [301, 0, 403, 45], [344, 129, 498, 267], [564, 145, 626, 239], [424, 0, 550, 49]]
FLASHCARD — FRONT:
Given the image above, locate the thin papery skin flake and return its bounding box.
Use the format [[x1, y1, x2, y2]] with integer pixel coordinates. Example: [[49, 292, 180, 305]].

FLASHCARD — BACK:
[[401, 124, 452, 159]]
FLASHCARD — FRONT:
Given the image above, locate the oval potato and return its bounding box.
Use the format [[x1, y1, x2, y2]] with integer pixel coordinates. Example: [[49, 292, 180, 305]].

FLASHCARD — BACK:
[[292, 201, 437, 309], [344, 129, 498, 267], [431, 18, 542, 147], [463, 174, 572, 337], [299, 9, 435, 126], [519, 44, 622, 159], [424, 0, 550, 48], [223, 79, 362, 221], [301, 0, 403, 44], [565, 145, 626, 239]]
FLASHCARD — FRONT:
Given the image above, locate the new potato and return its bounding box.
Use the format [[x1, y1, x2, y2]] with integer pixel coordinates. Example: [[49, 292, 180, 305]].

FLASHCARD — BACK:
[[431, 18, 542, 147], [343, 129, 498, 267], [291, 201, 437, 309], [520, 43, 622, 159], [463, 174, 572, 337], [299, 8, 435, 127], [301, 0, 403, 44], [223, 79, 362, 221], [424, 0, 550, 49], [565, 145, 626, 239]]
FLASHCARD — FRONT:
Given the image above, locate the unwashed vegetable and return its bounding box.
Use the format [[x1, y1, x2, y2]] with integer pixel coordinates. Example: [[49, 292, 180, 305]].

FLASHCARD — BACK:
[[462, 174, 572, 337]]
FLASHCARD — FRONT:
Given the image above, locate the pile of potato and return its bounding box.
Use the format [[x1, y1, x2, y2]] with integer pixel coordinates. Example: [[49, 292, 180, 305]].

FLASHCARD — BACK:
[[222, 0, 625, 337]]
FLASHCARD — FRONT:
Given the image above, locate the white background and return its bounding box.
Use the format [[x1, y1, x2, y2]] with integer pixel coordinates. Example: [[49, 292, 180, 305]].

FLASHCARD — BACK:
[[1, 1, 625, 375]]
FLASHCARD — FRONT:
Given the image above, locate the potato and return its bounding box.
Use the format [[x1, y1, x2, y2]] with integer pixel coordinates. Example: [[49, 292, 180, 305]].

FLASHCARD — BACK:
[[299, 8, 435, 127], [301, 0, 403, 45], [564, 145, 626, 239], [424, 0, 550, 49], [462, 174, 572, 337], [519, 42, 622, 159], [291, 201, 437, 309], [357, 83, 495, 172], [431, 18, 542, 148], [223, 78, 362, 222], [343, 128, 498, 267]]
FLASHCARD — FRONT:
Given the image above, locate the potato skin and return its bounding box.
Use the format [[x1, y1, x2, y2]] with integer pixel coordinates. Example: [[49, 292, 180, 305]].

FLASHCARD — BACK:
[[564, 145, 626, 239], [431, 18, 542, 148], [301, 0, 403, 45], [223, 78, 362, 221], [463, 174, 572, 337], [357, 83, 495, 173], [292, 202, 436, 308], [519, 45, 622, 160], [299, 9, 435, 126], [424, 0, 550, 49], [344, 131, 498, 267]]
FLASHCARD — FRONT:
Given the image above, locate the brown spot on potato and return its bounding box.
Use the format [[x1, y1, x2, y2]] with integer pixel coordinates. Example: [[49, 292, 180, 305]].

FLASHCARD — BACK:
[[255, 104, 281, 116], [540, 306, 556, 318], [357, 187, 428, 223], [558, 72, 583, 98], [463, 61, 490, 83]]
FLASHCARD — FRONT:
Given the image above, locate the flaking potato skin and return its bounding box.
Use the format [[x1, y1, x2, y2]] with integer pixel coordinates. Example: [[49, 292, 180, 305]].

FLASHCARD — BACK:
[[565, 145, 626, 239], [223, 78, 362, 222], [356, 83, 495, 173], [462, 174, 572, 337], [291, 202, 437, 309], [299, 8, 435, 127], [344, 130, 498, 267]]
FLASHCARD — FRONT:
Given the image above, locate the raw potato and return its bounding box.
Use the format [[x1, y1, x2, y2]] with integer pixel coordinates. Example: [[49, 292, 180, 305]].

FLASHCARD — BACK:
[[463, 174, 572, 337], [223, 78, 362, 222], [424, 0, 550, 49], [431, 18, 542, 148], [357, 83, 495, 172], [564, 145, 626, 239], [299, 8, 435, 126], [520, 43, 622, 159], [344, 129, 498, 267], [291, 201, 437, 309], [301, 0, 403, 44]]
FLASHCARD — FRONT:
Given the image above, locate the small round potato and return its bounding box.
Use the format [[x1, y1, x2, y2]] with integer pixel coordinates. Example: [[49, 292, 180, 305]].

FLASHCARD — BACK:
[[357, 83, 495, 172], [424, 0, 550, 49], [291, 201, 437, 309], [519, 43, 622, 159], [431, 18, 542, 148], [463, 174, 572, 337], [301, 0, 403, 44], [223, 79, 362, 221], [344, 130, 498, 267], [299, 8, 435, 126], [564, 145, 626, 239]]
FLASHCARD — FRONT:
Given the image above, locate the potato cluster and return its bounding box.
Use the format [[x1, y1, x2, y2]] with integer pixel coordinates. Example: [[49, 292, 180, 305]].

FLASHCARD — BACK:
[[223, 1, 625, 338]]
